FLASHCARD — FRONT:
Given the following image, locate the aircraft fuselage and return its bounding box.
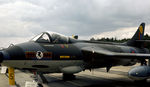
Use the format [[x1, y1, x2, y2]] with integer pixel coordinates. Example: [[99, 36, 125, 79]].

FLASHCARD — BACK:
[[1, 41, 148, 73]]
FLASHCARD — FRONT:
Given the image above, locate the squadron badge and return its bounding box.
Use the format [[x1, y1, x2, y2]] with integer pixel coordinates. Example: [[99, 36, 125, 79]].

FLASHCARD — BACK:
[[36, 51, 43, 59]]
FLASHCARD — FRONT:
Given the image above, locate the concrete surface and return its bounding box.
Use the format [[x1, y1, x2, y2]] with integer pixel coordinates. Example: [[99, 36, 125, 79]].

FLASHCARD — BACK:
[[0, 64, 150, 87]]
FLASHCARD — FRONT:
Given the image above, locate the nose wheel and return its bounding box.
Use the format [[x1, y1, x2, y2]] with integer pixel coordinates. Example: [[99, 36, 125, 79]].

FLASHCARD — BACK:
[[63, 73, 76, 81]]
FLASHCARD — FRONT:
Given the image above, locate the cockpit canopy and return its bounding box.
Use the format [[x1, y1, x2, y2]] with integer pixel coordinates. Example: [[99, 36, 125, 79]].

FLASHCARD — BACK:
[[31, 31, 70, 44]]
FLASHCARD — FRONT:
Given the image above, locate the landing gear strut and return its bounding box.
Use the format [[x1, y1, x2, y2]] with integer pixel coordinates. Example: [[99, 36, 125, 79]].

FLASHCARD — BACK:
[[63, 73, 76, 81], [141, 59, 147, 66], [32, 72, 48, 87]]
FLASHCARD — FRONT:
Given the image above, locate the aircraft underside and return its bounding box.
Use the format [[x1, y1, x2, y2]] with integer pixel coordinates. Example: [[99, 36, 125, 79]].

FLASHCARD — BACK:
[[2, 58, 136, 73], [2, 60, 84, 73]]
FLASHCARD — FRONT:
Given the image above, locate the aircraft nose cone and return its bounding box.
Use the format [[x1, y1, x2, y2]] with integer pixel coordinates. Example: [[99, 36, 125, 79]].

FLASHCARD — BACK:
[[0, 52, 3, 63]]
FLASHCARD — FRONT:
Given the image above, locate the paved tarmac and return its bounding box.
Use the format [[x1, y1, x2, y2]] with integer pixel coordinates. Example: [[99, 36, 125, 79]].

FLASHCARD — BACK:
[[0, 64, 150, 87]]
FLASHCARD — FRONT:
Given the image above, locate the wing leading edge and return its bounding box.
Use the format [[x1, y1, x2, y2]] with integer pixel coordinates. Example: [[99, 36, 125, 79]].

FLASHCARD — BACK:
[[81, 47, 150, 59]]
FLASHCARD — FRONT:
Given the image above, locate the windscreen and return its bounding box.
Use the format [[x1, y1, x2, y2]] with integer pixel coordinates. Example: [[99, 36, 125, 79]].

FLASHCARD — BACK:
[[30, 33, 51, 43], [30, 32, 69, 43]]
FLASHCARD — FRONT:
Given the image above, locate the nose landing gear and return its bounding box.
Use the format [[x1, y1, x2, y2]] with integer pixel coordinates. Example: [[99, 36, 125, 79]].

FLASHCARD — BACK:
[[63, 73, 76, 81], [32, 72, 48, 87]]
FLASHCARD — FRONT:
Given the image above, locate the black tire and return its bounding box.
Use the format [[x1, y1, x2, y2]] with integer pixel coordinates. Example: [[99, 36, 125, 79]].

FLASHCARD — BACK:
[[63, 74, 76, 81], [38, 83, 43, 87]]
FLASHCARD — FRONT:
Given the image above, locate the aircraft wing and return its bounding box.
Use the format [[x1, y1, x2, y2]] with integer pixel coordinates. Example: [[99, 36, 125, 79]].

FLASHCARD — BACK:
[[81, 47, 150, 59]]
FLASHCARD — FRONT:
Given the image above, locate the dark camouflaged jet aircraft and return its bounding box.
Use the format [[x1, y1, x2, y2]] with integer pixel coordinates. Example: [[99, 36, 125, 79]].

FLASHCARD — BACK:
[[0, 23, 150, 83]]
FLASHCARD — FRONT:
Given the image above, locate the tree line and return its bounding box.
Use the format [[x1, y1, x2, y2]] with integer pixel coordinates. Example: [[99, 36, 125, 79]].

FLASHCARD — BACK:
[[90, 34, 150, 43]]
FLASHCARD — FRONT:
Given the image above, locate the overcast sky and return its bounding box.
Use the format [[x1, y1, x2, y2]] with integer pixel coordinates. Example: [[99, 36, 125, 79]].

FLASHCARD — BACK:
[[0, 0, 150, 47]]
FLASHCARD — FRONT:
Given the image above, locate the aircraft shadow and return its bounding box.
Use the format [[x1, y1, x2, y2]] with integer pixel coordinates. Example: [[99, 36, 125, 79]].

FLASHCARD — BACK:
[[43, 74, 150, 87]]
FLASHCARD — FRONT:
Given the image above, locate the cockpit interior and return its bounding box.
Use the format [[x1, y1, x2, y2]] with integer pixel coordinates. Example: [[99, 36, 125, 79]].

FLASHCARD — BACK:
[[30, 31, 75, 43]]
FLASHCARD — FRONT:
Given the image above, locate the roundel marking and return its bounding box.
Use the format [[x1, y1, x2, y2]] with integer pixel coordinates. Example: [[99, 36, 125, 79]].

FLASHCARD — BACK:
[[36, 51, 43, 59], [130, 48, 136, 53]]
